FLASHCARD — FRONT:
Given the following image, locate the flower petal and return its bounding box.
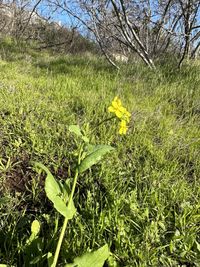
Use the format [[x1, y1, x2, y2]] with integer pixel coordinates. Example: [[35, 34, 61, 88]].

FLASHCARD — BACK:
[[108, 106, 115, 113], [115, 110, 123, 118]]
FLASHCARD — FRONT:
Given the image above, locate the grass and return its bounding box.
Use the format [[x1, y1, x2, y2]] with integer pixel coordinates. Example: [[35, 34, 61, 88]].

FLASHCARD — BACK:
[[0, 41, 200, 266]]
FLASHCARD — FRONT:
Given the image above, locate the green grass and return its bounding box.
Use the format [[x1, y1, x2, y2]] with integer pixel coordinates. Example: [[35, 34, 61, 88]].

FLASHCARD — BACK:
[[0, 43, 200, 266]]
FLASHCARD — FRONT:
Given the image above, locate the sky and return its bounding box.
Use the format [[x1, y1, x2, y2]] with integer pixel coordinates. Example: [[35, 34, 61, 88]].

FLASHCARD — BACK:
[[32, 1, 200, 40], [38, 2, 79, 28]]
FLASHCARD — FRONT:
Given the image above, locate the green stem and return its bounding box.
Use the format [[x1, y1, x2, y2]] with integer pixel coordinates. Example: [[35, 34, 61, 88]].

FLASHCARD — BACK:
[[91, 116, 115, 133], [52, 143, 83, 267], [52, 169, 79, 267]]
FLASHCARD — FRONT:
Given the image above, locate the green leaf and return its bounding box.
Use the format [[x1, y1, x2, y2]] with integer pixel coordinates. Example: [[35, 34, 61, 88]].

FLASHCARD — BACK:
[[66, 200, 76, 219], [46, 189, 76, 219], [69, 125, 82, 136], [35, 162, 76, 219], [35, 162, 62, 197], [31, 220, 40, 236], [65, 244, 109, 267], [26, 220, 41, 246], [79, 145, 114, 173], [58, 179, 71, 200], [69, 124, 89, 143], [47, 252, 53, 267]]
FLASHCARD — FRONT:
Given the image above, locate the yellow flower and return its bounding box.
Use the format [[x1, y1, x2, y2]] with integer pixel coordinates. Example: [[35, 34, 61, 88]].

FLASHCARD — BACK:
[[119, 120, 128, 135], [108, 96, 131, 135], [108, 96, 131, 122], [108, 96, 123, 118], [120, 106, 131, 122]]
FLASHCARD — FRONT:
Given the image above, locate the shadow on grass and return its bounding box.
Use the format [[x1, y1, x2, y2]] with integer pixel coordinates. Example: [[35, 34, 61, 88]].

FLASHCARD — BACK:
[[123, 58, 200, 90], [34, 56, 117, 76], [0, 38, 116, 77], [158, 62, 200, 84]]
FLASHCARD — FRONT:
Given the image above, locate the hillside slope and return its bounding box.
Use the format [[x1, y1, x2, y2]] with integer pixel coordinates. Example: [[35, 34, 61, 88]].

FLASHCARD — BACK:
[[0, 43, 200, 266]]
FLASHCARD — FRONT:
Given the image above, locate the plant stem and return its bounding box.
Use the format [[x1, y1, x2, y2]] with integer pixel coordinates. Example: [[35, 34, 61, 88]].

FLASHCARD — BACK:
[[52, 169, 79, 267], [91, 116, 115, 133], [52, 143, 83, 267]]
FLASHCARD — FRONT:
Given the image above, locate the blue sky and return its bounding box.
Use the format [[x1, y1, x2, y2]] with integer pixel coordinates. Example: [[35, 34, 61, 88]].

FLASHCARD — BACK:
[[37, 1, 200, 39], [38, 2, 78, 27]]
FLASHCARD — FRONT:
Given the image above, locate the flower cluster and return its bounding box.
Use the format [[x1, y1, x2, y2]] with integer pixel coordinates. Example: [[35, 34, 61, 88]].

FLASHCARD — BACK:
[[108, 96, 131, 135]]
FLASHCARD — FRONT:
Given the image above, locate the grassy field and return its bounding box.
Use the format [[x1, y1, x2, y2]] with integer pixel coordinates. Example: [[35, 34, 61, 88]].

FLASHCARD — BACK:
[[0, 39, 200, 266]]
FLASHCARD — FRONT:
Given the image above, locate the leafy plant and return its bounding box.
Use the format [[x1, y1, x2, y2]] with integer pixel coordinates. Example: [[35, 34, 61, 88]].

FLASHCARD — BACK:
[[35, 122, 115, 266]]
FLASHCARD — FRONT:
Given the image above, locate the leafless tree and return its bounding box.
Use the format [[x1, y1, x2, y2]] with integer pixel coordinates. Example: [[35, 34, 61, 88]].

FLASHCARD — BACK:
[[47, 0, 200, 68], [0, 0, 45, 38], [47, 0, 157, 69], [177, 0, 200, 67], [1, 0, 200, 68]]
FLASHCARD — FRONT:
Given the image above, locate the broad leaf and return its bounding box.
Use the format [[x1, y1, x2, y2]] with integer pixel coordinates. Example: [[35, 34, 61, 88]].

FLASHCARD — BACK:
[[45, 187, 76, 219], [79, 145, 114, 173], [58, 179, 71, 200], [35, 162, 76, 219], [35, 162, 61, 198], [65, 244, 109, 267]]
